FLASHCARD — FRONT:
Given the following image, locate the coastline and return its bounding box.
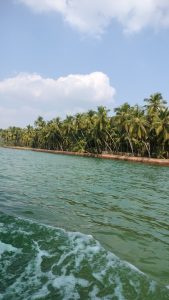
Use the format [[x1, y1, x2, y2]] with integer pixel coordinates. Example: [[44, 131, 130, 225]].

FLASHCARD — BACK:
[[2, 145, 169, 166]]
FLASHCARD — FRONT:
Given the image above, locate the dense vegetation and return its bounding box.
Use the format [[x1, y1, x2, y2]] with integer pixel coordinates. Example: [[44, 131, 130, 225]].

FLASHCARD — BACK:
[[1, 93, 169, 158]]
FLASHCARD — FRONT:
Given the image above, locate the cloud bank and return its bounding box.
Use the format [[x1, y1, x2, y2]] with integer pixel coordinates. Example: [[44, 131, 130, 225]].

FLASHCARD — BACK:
[[0, 72, 115, 128], [17, 0, 169, 35]]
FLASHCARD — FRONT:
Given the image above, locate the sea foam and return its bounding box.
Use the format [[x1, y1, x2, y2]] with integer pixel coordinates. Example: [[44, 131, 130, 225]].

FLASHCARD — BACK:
[[0, 212, 169, 300]]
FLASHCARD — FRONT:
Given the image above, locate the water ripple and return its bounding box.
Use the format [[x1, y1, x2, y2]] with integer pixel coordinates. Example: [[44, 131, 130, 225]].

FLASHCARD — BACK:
[[0, 147, 169, 286]]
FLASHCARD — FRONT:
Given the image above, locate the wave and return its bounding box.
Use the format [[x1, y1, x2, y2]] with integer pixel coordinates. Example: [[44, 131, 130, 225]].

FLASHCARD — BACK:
[[0, 212, 168, 300]]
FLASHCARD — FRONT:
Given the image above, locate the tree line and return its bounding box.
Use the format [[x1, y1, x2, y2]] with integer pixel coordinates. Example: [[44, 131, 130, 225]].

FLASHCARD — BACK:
[[1, 93, 169, 158]]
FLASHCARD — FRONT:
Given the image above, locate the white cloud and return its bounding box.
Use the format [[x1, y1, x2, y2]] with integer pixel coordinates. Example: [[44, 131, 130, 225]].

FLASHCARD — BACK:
[[16, 0, 169, 35], [0, 72, 115, 128]]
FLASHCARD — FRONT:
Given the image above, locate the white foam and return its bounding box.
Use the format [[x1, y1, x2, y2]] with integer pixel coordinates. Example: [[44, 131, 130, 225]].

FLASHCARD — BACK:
[[1, 214, 168, 299], [0, 241, 19, 258], [114, 276, 125, 300], [125, 261, 144, 275], [129, 279, 140, 294], [52, 274, 89, 299], [2, 239, 51, 298], [0, 293, 4, 300], [32, 285, 49, 299], [148, 280, 157, 293], [89, 286, 101, 300]]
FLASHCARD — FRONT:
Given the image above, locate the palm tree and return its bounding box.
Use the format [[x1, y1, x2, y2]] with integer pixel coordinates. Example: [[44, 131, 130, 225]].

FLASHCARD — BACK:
[[152, 108, 169, 157], [46, 118, 63, 150], [34, 116, 46, 128], [144, 93, 167, 157], [131, 106, 149, 156], [144, 93, 167, 115], [114, 103, 135, 154], [93, 106, 110, 153], [1, 93, 169, 158]]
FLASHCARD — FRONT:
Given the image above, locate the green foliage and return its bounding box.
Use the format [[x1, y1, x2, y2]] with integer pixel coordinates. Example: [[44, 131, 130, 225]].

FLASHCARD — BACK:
[[1, 93, 169, 158]]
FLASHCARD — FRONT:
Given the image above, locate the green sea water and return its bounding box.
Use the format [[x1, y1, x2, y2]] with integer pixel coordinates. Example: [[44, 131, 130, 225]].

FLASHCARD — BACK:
[[0, 147, 169, 299]]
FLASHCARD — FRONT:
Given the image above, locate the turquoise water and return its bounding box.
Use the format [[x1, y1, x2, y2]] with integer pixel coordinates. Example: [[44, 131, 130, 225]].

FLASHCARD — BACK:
[[0, 147, 169, 299]]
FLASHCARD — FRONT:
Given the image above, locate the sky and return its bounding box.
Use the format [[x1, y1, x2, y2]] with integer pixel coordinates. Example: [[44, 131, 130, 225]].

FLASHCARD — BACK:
[[0, 0, 169, 128]]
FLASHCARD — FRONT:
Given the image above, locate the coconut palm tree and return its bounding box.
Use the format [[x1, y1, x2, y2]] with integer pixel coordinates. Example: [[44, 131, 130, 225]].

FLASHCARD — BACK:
[[152, 108, 169, 157], [1, 93, 168, 158]]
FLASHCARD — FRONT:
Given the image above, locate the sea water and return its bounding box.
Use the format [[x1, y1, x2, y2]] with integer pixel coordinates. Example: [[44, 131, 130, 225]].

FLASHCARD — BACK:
[[0, 148, 169, 299]]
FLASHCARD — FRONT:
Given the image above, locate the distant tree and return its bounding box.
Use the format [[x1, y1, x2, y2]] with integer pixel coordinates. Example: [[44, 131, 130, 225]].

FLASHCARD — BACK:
[[1, 93, 169, 158]]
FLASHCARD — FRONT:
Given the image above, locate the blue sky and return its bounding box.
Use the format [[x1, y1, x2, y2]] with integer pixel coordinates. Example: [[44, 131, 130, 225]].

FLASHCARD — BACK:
[[0, 0, 169, 128]]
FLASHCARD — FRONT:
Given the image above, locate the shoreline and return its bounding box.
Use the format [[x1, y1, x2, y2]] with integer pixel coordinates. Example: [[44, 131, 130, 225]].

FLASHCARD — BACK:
[[2, 145, 169, 166]]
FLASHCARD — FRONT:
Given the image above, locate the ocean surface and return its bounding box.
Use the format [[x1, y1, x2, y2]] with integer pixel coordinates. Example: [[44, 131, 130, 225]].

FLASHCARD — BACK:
[[0, 147, 169, 299]]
